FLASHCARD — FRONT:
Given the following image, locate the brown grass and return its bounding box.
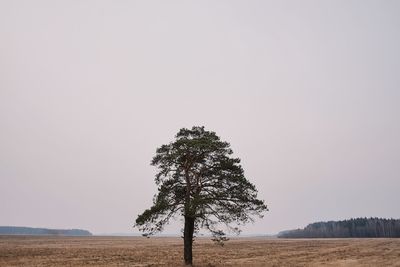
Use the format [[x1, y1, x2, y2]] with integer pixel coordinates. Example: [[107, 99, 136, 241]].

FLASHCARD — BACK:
[[0, 236, 400, 266]]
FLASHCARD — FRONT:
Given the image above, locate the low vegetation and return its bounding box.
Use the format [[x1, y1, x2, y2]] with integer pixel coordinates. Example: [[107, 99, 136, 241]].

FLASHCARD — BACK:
[[1, 236, 400, 266]]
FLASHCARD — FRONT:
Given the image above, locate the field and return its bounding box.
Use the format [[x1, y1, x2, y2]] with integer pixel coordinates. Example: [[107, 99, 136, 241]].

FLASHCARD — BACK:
[[1, 236, 400, 266]]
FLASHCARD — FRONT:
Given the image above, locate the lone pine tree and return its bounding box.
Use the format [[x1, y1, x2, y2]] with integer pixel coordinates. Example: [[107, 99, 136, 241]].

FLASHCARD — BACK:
[[135, 126, 267, 265]]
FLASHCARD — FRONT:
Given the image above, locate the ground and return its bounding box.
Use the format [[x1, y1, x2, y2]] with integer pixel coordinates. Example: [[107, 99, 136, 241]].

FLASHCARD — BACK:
[[0, 236, 400, 266]]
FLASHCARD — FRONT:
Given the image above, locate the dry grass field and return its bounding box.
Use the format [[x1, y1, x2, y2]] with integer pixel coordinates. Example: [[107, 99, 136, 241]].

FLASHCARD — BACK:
[[0, 236, 400, 266]]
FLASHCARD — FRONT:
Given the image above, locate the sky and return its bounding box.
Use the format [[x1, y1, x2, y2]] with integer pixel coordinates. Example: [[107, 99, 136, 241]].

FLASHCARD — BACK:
[[1, 0, 399, 235]]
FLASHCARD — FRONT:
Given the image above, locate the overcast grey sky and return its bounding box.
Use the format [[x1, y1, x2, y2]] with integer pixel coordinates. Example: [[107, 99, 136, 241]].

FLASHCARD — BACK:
[[1, 0, 399, 235]]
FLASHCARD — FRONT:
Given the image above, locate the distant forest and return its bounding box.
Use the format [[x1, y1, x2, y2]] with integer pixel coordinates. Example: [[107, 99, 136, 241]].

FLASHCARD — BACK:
[[278, 218, 400, 238], [0, 226, 92, 236]]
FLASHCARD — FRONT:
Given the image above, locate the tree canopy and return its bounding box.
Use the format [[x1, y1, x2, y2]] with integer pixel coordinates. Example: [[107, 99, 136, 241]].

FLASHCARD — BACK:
[[278, 218, 400, 238], [135, 126, 267, 265]]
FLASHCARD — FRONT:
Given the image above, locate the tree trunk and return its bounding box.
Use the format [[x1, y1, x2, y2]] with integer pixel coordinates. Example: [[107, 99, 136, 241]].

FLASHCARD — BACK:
[[183, 216, 195, 265]]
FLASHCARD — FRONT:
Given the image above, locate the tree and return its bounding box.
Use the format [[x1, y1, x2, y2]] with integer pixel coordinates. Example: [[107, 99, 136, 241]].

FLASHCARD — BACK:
[[135, 126, 267, 265]]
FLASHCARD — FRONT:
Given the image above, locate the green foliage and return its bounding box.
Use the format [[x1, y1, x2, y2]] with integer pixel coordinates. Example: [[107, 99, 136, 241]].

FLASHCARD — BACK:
[[135, 126, 267, 242]]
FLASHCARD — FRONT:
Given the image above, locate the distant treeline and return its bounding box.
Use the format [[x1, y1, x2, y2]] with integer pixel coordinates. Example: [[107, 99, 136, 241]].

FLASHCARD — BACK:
[[0, 226, 92, 236], [278, 218, 400, 238]]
